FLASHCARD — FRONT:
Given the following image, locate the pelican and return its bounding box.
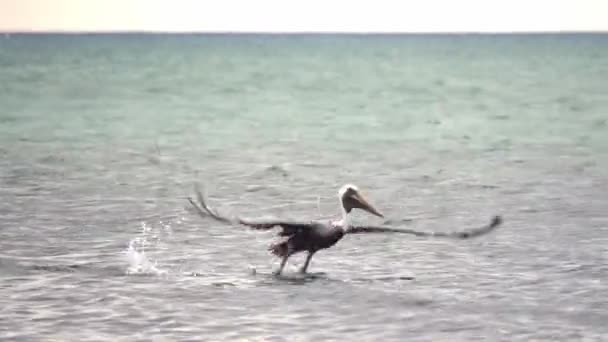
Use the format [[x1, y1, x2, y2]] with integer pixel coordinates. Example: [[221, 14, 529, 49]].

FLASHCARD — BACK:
[[187, 183, 502, 275]]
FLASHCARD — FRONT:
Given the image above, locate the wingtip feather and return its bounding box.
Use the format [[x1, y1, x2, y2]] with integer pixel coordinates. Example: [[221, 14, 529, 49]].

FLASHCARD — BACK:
[[491, 215, 503, 228]]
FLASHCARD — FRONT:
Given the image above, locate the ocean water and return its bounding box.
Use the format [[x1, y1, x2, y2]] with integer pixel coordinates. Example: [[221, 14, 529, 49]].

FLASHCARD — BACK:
[[0, 33, 607, 341]]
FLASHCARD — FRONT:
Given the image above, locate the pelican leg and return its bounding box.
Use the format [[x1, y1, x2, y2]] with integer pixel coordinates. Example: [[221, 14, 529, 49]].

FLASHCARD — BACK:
[[273, 254, 291, 276], [298, 252, 315, 274]]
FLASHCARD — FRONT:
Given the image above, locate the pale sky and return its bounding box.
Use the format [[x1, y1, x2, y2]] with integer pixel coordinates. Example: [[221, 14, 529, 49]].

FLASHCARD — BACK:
[[0, 0, 607, 33]]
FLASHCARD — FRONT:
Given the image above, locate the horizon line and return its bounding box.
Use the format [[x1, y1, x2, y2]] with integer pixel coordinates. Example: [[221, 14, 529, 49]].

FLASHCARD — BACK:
[[2, 29, 608, 35]]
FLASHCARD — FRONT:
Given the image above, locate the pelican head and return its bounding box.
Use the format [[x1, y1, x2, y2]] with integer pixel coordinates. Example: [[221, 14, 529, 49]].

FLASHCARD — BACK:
[[338, 184, 384, 218]]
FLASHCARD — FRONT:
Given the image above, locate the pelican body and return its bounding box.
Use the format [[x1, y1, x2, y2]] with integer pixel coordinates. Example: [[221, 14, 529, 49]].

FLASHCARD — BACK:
[[266, 184, 383, 274], [187, 183, 502, 275]]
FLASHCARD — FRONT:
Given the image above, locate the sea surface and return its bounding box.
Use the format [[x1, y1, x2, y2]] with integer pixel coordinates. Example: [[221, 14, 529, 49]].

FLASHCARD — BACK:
[[0, 33, 607, 341]]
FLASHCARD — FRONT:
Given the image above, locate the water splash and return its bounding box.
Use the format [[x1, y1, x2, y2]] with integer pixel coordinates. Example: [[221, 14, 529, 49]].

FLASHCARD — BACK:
[[124, 222, 168, 276], [124, 239, 167, 276]]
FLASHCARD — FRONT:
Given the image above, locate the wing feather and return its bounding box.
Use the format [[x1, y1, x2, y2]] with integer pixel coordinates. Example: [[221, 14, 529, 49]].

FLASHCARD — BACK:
[[348, 215, 502, 239], [187, 184, 314, 233]]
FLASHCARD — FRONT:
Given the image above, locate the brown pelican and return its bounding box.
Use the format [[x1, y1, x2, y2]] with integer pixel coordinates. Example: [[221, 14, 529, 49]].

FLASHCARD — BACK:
[[187, 183, 502, 275]]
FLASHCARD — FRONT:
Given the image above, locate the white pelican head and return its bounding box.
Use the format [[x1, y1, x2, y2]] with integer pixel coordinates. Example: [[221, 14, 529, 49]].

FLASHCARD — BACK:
[[338, 184, 384, 218]]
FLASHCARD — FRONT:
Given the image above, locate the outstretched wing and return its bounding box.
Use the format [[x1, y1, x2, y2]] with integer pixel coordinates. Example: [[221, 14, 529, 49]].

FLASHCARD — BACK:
[[187, 184, 315, 234], [348, 215, 502, 239]]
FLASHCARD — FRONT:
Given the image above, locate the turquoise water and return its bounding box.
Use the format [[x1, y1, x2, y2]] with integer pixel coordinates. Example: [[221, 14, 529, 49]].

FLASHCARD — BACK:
[[1, 34, 607, 341]]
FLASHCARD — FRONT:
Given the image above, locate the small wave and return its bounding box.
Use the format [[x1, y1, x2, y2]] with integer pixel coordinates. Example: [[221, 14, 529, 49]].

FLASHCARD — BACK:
[[263, 164, 289, 177], [30, 264, 83, 273], [350, 275, 416, 283]]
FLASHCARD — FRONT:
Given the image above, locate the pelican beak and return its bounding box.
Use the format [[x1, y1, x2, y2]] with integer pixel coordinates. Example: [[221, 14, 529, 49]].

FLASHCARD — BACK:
[[351, 191, 384, 218]]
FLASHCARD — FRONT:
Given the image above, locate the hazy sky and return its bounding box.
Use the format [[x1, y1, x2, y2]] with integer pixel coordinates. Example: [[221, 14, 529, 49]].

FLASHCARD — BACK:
[[1, 0, 606, 33]]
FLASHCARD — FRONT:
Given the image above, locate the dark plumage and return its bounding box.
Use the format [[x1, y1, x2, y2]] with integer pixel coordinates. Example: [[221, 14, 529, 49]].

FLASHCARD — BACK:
[[187, 183, 503, 275]]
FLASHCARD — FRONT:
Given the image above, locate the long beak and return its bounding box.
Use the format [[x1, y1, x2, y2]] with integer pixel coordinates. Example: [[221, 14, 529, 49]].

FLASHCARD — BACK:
[[352, 192, 384, 218]]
